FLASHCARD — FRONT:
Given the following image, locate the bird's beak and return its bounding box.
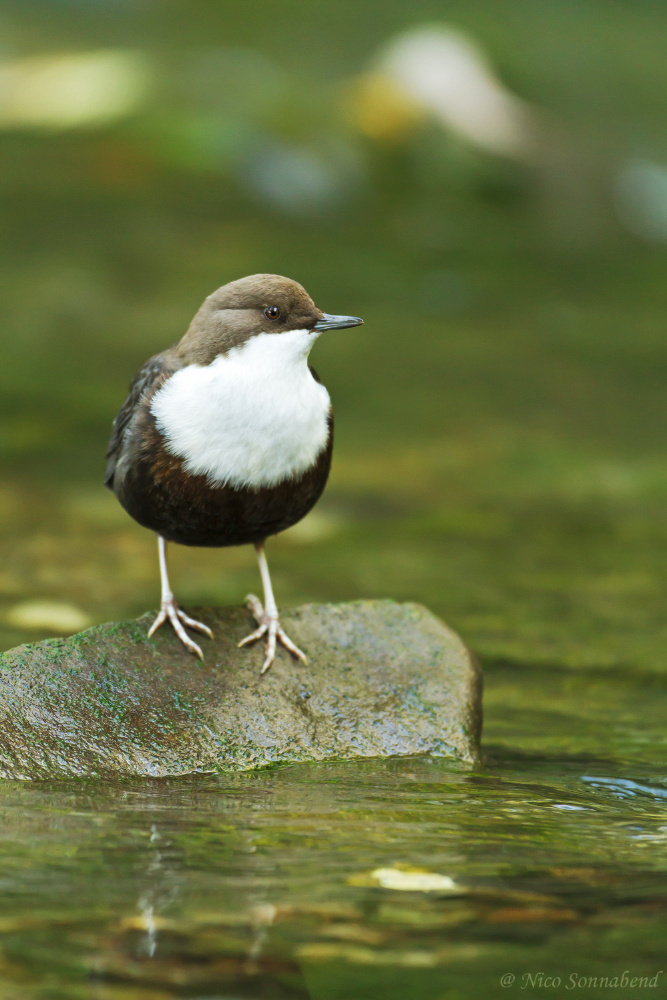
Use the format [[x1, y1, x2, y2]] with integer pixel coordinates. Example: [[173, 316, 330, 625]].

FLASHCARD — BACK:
[[313, 313, 364, 331]]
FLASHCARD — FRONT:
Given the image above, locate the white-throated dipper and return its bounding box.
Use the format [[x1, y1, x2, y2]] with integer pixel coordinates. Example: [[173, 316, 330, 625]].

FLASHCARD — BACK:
[[105, 274, 363, 672]]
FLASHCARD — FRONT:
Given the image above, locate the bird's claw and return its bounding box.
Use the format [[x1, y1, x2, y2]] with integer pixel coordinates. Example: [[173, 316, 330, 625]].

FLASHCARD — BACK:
[[238, 594, 307, 674], [147, 599, 212, 659]]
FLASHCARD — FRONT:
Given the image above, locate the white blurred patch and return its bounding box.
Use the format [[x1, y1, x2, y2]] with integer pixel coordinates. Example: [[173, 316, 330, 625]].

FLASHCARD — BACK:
[[0, 50, 150, 129], [369, 867, 459, 892], [376, 26, 533, 156], [6, 600, 92, 633], [615, 159, 667, 243]]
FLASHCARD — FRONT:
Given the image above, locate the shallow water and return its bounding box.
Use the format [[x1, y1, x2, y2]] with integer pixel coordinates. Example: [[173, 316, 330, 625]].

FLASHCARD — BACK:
[[0, 663, 665, 999]]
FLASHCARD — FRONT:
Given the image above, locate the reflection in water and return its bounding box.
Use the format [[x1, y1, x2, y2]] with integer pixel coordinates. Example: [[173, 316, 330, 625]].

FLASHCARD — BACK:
[[0, 662, 667, 999], [135, 896, 157, 958], [136, 824, 165, 959], [246, 903, 277, 975], [581, 775, 667, 801]]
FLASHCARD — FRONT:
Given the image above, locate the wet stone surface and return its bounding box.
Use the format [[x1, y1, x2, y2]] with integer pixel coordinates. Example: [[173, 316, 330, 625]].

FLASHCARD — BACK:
[[0, 600, 482, 779]]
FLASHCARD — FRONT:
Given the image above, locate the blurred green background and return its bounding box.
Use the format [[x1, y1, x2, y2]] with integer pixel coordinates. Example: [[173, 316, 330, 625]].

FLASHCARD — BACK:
[[1, 0, 667, 674]]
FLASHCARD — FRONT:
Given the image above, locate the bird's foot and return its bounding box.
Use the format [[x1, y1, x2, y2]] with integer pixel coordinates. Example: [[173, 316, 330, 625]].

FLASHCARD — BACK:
[[238, 594, 307, 674], [147, 599, 213, 659]]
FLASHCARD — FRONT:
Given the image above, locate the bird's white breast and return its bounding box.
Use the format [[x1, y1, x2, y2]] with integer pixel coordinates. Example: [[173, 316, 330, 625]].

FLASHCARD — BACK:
[[150, 329, 331, 489]]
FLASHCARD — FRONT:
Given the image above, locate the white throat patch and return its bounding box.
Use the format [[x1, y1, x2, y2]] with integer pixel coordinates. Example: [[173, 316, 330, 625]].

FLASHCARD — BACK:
[[150, 329, 331, 489]]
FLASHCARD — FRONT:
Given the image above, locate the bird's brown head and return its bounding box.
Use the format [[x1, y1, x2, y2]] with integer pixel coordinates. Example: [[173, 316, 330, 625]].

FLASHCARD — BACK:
[[176, 274, 362, 365]]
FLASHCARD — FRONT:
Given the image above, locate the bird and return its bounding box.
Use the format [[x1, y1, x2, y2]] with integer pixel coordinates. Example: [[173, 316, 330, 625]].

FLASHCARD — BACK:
[[105, 273, 363, 673]]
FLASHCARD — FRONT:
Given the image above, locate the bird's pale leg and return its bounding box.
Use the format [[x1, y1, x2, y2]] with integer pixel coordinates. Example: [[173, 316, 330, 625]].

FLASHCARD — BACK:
[[239, 542, 307, 673], [147, 535, 213, 659]]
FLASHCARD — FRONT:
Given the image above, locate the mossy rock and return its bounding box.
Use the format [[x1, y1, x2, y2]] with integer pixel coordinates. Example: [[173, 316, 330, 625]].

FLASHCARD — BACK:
[[0, 600, 482, 779]]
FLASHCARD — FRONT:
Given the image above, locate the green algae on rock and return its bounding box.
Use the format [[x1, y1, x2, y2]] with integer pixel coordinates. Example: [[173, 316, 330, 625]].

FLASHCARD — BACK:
[[0, 600, 481, 779]]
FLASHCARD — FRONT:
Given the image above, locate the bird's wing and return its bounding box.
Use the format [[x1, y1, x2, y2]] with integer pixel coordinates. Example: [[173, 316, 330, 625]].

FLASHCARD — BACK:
[[104, 352, 178, 489]]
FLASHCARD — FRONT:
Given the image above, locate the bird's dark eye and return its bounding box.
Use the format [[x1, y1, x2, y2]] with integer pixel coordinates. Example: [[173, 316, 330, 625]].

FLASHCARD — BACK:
[[264, 306, 280, 321]]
